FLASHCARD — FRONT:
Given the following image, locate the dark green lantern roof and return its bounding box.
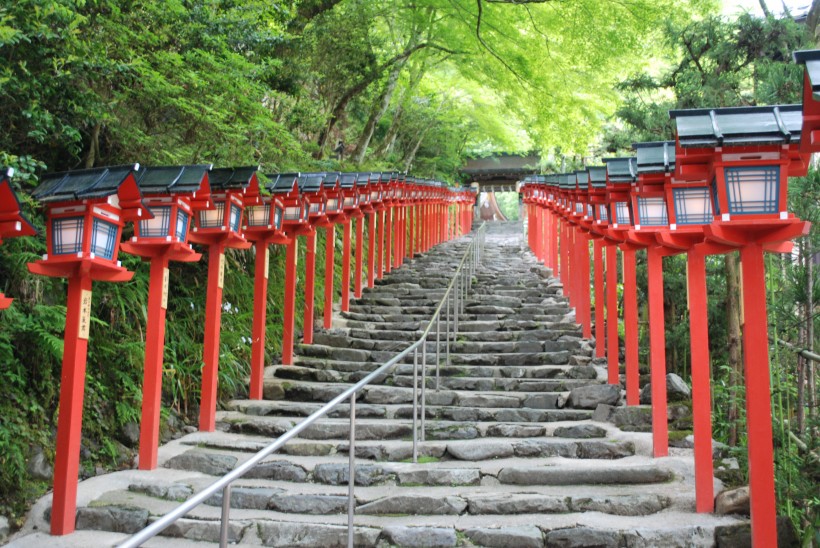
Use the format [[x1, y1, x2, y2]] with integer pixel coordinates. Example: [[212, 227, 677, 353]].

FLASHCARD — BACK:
[[268, 173, 300, 194], [135, 165, 212, 194], [633, 141, 675, 174], [208, 166, 259, 191], [587, 166, 607, 188], [603, 157, 637, 183], [32, 164, 141, 202], [669, 105, 802, 147]]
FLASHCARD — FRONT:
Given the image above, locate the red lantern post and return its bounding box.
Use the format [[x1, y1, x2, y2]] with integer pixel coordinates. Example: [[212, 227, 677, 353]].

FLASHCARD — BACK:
[[339, 173, 362, 311], [670, 103, 810, 541], [28, 164, 149, 535], [119, 165, 213, 470], [586, 166, 609, 360], [188, 167, 261, 432], [0, 168, 37, 308], [296, 174, 329, 349], [243, 174, 294, 397]]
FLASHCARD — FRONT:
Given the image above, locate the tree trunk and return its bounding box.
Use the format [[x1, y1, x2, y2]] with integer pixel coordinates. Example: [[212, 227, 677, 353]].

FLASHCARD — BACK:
[[809, 0, 820, 45], [353, 63, 404, 164], [725, 252, 744, 447], [376, 104, 403, 159], [403, 130, 427, 172], [759, 0, 773, 17], [84, 123, 101, 169], [807, 240, 817, 424]]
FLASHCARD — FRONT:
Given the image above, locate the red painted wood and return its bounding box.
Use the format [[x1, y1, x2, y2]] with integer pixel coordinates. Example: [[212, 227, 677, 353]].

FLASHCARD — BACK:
[[282, 238, 298, 364], [647, 246, 669, 457], [50, 271, 92, 535], [139, 256, 170, 469], [606, 243, 620, 385], [740, 243, 778, 547], [250, 241, 269, 400], [593, 239, 606, 358], [341, 221, 351, 311], [687, 248, 715, 512], [355, 218, 364, 297], [303, 232, 317, 344], [385, 208, 393, 274], [324, 225, 336, 329], [200, 241, 226, 432], [377, 209, 385, 279], [622, 248, 640, 405], [367, 213, 375, 288], [551, 212, 559, 271]]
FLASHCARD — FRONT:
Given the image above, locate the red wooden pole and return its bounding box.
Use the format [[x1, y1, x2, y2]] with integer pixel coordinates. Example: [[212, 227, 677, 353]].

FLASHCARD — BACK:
[[303, 232, 316, 344], [688, 248, 714, 513], [377, 209, 385, 279], [568, 228, 577, 310], [647, 245, 669, 457], [355, 217, 364, 298], [579, 233, 592, 339], [200, 241, 226, 432], [367, 212, 375, 288], [283, 237, 298, 363], [542, 208, 549, 267], [249, 240, 270, 400], [531, 206, 539, 257], [593, 239, 606, 359], [622, 247, 640, 405], [138, 256, 170, 469], [606, 243, 620, 385], [50, 270, 92, 535], [551, 213, 559, 272], [385, 208, 393, 274], [341, 220, 351, 311], [740, 243, 778, 547], [324, 225, 336, 329], [410, 205, 416, 258]]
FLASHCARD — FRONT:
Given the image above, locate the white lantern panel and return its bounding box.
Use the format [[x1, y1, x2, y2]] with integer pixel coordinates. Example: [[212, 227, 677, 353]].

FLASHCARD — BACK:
[[672, 188, 712, 225], [724, 166, 779, 214], [91, 218, 118, 260], [175, 210, 190, 241], [52, 217, 85, 255], [199, 202, 225, 228], [636, 196, 668, 226], [246, 204, 270, 227], [140, 206, 171, 238], [229, 204, 242, 232]]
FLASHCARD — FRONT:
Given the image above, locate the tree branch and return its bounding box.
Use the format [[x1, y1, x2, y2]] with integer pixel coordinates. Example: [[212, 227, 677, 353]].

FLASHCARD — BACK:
[[475, 0, 528, 85]]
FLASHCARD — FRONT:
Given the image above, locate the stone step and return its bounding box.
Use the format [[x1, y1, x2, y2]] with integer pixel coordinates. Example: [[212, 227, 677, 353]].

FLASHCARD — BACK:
[[224, 400, 594, 424], [261, 379, 609, 409]]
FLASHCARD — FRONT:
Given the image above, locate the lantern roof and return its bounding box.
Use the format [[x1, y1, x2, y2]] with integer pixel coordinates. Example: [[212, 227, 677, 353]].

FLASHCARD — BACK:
[[268, 173, 300, 194], [32, 164, 142, 203], [603, 157, 637, 183], [669, 104, 802, 148], [587, 166, 607, 187], [557, 173, 576, 190], [575, 170, 590, 187], [135, 164, 212, 194], [356, 172, 374, 186], [794, 49, 820, 99], [339, 172, 358, 189], [633, 141, 675, 174], [208, 166, 259, 191], [297, 173, 326, 193], [321, 172, 341, 189]]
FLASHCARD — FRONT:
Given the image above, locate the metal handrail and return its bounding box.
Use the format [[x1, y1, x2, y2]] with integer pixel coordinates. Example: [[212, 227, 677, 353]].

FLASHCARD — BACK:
[[118, 222, 487, 548]]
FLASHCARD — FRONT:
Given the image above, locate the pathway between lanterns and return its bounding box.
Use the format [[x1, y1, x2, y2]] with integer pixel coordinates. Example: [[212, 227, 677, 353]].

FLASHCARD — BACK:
[[9, 222, 745, 547]]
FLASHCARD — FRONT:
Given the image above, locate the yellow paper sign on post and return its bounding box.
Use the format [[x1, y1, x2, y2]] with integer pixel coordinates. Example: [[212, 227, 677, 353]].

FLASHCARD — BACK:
[[79, 289, 92, 340], [218, 252, 225, 289], [161, 267, 170, 309]]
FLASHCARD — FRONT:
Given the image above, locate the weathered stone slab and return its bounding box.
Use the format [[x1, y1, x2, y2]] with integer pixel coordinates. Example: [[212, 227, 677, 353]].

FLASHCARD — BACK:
[[381, 526, 457, 547], [398, 468, 480, 486], [447, 441, 514, 460], [164, 450, 237, 476], [357, 495, 466, 515], [75, 506, 148, 534], [568, 384, 621, 409], [463, 526, 543, 548], [257, 521, 380, 547]]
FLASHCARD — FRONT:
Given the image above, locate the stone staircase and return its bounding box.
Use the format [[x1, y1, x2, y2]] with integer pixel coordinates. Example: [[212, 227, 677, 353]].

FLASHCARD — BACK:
[[11, 222, 744, 547]]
